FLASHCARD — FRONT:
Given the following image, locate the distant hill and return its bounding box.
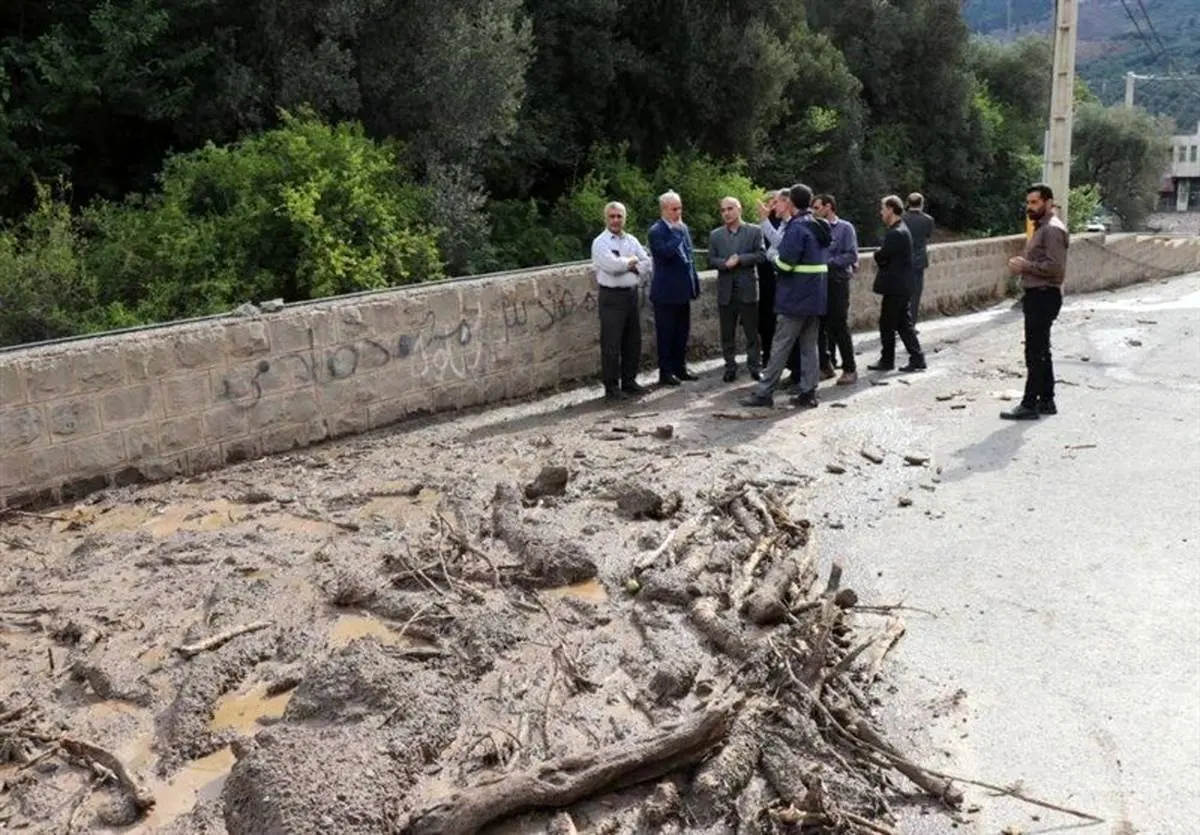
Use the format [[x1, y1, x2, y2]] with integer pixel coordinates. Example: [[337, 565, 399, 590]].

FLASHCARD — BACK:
[[964, 0, 1200, 132]]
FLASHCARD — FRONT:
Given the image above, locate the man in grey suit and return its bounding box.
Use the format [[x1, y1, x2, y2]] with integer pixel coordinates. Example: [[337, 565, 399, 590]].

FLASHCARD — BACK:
[[904, 192, 935, 326], [708, 197, 766, 382]]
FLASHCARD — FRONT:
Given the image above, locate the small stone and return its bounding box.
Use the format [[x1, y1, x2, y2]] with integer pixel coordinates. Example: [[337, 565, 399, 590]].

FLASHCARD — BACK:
[[860, 447, 885, 465], [903, 453, 930, 466], [573, 450, 586, 458], [1127, 339, 1143, 347], [624, 578, 641, 595], [1080, 355, 1091, 362], [919, 483, 936, 492], [525, 465, 570, 500], [935, 393, 956, 401], [950, 404, 967, 410], [829, 402, 848, 409], [869, 378, 889, 386], [651, 425, 674, 439], [898, 496, 913, 507], [825, 463, 847, 475], [828, 520, 845, 530]]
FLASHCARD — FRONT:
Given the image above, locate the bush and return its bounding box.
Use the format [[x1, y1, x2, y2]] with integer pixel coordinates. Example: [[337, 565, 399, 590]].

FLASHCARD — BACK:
[[0, 183, 101, 347], [1067, 183, 1103, 233], [83, 111, 444, 325], [512, 144, 768, 268]]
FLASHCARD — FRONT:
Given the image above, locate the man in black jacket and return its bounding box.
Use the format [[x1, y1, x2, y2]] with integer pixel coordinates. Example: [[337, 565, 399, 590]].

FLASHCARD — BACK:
[[904, 193, 935, 326], [868, 195, 926, 373]]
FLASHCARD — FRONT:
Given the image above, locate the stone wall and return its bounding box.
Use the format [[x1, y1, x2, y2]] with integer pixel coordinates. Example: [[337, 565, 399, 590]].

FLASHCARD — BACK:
[[2, 233, 1197, 509]]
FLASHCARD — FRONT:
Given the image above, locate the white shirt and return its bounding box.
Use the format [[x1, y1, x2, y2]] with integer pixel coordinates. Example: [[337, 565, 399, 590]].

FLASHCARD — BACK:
[[591, 229, 652, 289], [760, 219, 784, 260]]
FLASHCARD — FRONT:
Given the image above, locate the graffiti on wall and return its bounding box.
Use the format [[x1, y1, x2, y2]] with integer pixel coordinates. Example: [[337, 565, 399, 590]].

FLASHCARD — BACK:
[[220, 308, 483, 409], [218, 275, 646, 409]]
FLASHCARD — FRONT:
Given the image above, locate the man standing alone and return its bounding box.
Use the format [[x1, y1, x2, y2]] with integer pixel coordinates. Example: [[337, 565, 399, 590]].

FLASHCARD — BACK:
[[904, 193, 935, 326], [648, 191, 701, 386], [868, 195, 926, 373], [812, 194, 859, 385], [709, 197, 766, 382], [1001, 183, 1069, 420], [740, 183, 831, 409], [591, 201, 652, 401]]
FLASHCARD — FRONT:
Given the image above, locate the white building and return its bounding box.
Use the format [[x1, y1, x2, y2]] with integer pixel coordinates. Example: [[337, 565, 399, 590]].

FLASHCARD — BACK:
[[1162, 122, 1200, 212]]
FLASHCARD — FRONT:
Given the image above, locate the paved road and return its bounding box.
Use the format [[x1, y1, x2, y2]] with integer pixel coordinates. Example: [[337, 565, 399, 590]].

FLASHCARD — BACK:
[[775, 274, 1200, 834]]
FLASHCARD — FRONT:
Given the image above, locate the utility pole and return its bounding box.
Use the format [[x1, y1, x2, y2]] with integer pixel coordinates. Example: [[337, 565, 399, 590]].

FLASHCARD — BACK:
[[1046, 0, 1079, 223], [1125, 72, 1200, 109]]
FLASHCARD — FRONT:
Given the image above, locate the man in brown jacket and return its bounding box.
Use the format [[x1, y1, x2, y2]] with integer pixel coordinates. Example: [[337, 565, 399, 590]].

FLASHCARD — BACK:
[[1002, 183, 1069, 420]]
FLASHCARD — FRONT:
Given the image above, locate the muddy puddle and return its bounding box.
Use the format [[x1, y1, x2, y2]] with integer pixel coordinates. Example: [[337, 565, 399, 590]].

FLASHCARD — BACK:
[[56, 500, 239, 538], [119, 683, 292, 832], [543, 578, 608, 602], [327, 613, 421, 650]]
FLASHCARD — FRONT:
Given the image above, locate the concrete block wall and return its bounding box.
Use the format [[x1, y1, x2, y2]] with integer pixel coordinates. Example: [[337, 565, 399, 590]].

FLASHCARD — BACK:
[[1, 233, 1196, 509]]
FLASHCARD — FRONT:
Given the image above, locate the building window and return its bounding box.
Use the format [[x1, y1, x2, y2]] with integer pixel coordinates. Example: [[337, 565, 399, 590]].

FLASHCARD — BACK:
[[1181, 147, 1189, 162], [1192, 146, 1198, 162]]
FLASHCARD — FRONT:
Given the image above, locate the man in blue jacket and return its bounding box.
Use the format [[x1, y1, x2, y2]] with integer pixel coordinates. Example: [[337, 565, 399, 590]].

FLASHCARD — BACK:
[[648, 191, 701, 386], [740, 183, 832, 409]]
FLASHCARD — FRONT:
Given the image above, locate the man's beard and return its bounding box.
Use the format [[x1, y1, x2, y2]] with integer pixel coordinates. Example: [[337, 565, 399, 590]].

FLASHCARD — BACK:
[[1026, 208, 1046, 220]]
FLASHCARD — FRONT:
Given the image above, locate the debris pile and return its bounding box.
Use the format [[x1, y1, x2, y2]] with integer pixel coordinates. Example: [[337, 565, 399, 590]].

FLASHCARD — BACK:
[[0, 447, 1099, 834]]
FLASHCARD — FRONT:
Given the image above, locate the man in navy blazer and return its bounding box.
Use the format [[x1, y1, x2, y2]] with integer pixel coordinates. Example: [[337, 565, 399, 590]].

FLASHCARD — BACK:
[[648, 191, 701, 385]]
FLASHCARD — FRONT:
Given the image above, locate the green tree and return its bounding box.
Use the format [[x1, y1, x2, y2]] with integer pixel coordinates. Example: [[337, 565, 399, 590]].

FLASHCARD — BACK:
[[83, 112, 443, 325], [1071, 102, 1171, 230]]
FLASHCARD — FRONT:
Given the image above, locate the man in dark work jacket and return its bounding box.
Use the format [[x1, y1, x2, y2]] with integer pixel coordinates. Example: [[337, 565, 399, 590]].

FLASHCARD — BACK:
[[904, 192, 935, 326], [868, 195, 926, 373]]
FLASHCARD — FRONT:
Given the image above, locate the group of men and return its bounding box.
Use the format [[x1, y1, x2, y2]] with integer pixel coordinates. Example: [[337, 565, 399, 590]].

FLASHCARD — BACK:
[[591, 181, 1068, 420]]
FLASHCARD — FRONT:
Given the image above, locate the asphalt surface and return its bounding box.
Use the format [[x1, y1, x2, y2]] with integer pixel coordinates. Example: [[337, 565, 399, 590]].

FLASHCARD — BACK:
[[800, 273, 1200, 834]]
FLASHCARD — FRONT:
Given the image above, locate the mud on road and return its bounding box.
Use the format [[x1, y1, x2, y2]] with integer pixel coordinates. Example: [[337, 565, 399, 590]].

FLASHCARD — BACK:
[[1, 381, 981, 835]]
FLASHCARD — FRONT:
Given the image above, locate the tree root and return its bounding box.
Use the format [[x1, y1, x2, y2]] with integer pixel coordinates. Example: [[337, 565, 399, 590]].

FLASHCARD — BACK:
[[400, 700, 740, 835]]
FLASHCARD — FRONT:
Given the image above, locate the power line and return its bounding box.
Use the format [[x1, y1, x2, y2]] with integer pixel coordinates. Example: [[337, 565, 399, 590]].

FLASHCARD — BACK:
[[1132, 0, 1170, 56], [1118, 0, 1156, 59]]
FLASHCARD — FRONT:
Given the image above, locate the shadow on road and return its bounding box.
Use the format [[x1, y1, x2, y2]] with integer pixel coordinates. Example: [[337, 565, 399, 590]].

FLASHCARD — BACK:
[[938, 419, 1039, 484]]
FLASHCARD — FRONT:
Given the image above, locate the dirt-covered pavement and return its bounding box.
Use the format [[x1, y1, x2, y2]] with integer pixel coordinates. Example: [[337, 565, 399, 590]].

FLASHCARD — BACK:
[[2, 273, 1198, 834]]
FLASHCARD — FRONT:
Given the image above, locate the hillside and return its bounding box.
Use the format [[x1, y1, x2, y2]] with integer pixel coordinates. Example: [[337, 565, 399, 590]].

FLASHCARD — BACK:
[[964, 0, 1200, 130]]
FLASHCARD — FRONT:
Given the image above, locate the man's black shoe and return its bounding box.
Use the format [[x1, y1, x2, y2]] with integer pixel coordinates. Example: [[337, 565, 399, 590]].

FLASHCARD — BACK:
[[867, 361, 894, 372], [723, 368, 737, 383], [658, 374, 682, 387], [604, 387, 626, 402], [1000, 403, 1039, 421], [622, 381, 647, 395], [791, 390, 819, 409], [898, 362, 927, 373], [1037, 400, 1057, 415], [739, 393, 774, 408], [677, 369, 700, 381], [750, 369, 762, 381]]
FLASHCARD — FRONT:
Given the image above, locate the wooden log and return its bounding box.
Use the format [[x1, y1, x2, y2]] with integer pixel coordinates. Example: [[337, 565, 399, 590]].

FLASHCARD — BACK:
[[58, 736, 155, 811], [745, 535, 816, 625], [689, 599, 753, 659], [689, 707, 762, 824], [174, 621, 271, 659], [730, 532, 780, 615], [401, 701, 740, 835]]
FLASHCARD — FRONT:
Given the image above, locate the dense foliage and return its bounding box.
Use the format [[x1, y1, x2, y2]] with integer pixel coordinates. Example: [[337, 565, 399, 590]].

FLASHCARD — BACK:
[[0, 0, 1175, 345]]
